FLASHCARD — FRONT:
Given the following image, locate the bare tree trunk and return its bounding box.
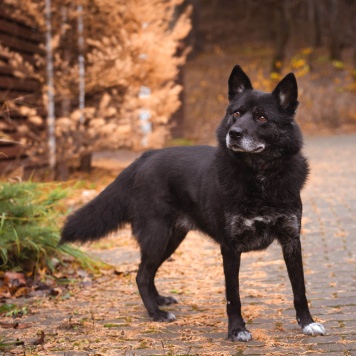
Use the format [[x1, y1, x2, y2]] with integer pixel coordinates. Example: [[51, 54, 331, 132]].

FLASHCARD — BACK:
[[313, 0, 322, 47], [77, 3, 92, 172], [60, 5, 71, 118], [45, 0, 56, 175], [169, 1, 191, 138], [271, 0, 292, 74], [353, 47, 356, 80], [187, 0, 202, 57], [352, 1, 356, 81], [329, 0, 342, 61], [77, 3, 85, 126], [79, 153, 92, 173], [170, 66, 185, 138], [51, 3, 72, 180], [305, 0, 322, 71], [55, 160, 69, 181]]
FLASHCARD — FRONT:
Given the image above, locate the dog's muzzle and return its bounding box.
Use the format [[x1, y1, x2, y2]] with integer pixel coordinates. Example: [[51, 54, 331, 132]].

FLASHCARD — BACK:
[[226, 130, 265, 153]]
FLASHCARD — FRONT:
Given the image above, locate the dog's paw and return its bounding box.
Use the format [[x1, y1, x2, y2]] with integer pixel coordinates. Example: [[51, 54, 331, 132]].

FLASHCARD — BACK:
[[228, 329, 252, 342], [152, 310, 176, 322], [156, 295, 178, 306], [302, 322, 325, 336]]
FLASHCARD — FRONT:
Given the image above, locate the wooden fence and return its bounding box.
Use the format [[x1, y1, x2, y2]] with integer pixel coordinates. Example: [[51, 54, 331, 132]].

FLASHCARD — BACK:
[[0, 10, 44, 173]]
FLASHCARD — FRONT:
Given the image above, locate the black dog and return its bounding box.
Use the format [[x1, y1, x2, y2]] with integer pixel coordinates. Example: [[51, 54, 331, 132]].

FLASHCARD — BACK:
[[60, 65, 325, 341]]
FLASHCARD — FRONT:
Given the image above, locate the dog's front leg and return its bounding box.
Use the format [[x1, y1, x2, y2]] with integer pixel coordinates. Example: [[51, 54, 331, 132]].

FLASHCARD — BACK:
[[281, 238, 325, 336], [221, 245, 252, 342]]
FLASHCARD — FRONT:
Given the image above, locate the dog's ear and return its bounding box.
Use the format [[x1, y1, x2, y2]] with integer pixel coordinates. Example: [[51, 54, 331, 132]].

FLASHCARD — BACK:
[[272, 73, 299, 114], [228, 65, 253, 101]]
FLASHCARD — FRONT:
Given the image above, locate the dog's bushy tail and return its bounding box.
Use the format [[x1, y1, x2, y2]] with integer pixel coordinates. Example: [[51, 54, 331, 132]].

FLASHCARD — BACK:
[[59, 163, 137, 245]]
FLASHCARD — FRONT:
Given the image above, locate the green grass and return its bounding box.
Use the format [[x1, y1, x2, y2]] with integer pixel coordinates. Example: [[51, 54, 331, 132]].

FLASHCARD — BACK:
[[0, 181, 104, 274]]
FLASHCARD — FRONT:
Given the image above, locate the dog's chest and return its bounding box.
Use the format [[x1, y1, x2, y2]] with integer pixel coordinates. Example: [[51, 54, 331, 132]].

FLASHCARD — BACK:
[[226, 211, 300, 252]]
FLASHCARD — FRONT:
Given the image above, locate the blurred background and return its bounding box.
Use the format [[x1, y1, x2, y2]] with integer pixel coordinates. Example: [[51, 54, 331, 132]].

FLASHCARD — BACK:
[[1, 0, 356, 180]]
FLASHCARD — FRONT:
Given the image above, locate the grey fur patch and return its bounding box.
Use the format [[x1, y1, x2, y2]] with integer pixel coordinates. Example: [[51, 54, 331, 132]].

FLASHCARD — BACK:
[[244, 218, 254, 227], [236, 85, 246, 93], [243, 216, 269, 226], [227, 213, 300, 252], [239, 137, 265, 152], [279, 92, 286, 106], [286, 214, 299, 231], [175, 216, 195, 231], [231, 213, 298, 230]]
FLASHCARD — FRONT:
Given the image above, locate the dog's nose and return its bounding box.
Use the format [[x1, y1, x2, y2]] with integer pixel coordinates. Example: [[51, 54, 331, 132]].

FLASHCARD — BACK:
[[229, 127, 243, 139]]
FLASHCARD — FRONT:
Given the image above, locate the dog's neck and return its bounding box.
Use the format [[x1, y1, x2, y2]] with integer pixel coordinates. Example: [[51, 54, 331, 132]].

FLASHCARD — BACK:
[[215, 146, 308, 203], [217, 145, 299, 172]]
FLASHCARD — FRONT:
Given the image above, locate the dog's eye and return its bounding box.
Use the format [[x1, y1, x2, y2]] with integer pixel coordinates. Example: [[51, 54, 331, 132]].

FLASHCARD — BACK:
[[257, 115, 267, 123], [233, 111, 241, 119]]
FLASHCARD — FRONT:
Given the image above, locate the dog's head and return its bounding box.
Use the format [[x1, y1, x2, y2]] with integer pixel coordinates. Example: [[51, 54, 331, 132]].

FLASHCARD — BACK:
[[217, 65, 303, 158]]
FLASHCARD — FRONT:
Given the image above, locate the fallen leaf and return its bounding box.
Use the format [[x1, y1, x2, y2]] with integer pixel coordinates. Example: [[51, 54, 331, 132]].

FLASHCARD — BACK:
[[4, 272, 27, 287], [32, 330, 45, 345], [13, 286, 31, 298], [0, 322, 19, 329], [16, 322, 32, 329]]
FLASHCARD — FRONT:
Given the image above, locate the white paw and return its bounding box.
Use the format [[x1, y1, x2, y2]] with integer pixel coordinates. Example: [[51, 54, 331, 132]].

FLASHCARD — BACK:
[[153, 311, 176, 322], [233, 330, 252, 342], [303, 322, 325, 335], [166, 312, 176, 322]]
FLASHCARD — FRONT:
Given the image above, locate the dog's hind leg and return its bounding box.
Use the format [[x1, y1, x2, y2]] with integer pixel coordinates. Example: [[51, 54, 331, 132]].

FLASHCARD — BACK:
[[153, 229, 187, 306], [135, 221, 186, 322]]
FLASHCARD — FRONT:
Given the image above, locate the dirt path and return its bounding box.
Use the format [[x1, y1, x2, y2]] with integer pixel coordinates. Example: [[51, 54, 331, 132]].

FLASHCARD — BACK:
[[1, 134, 356, 355]]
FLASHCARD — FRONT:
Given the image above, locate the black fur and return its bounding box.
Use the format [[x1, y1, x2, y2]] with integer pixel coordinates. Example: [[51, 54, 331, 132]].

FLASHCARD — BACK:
[[60, 65, 324, 341]]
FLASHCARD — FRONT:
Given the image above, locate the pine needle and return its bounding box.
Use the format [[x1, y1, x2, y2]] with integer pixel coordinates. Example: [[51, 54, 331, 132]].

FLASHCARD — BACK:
[[0, 181, 104, 273]]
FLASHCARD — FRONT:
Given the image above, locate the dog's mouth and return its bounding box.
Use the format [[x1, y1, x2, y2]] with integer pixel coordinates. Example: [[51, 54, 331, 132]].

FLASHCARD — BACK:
[[226, 134, 266, 153], [229, 144, 265, 153]]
